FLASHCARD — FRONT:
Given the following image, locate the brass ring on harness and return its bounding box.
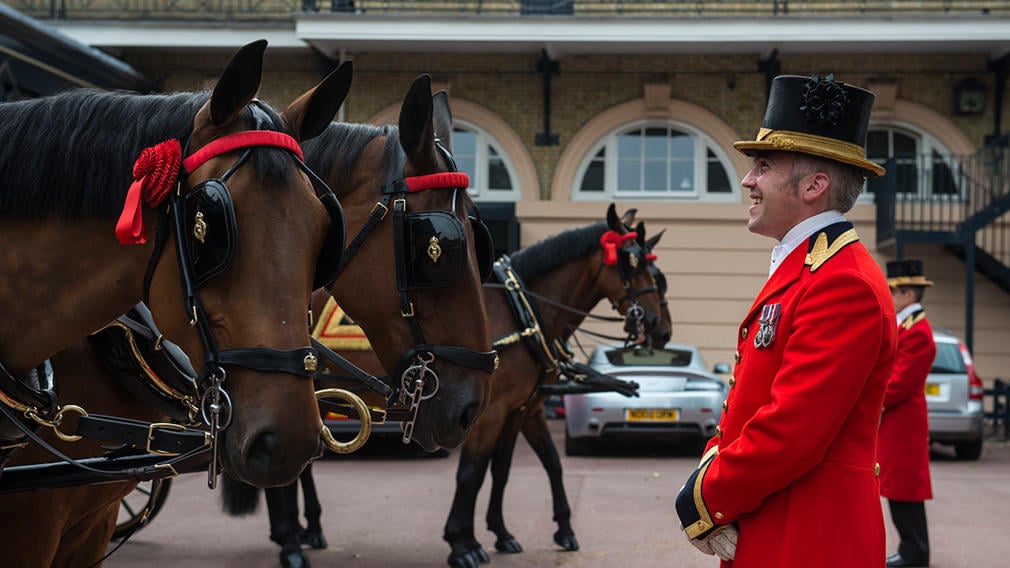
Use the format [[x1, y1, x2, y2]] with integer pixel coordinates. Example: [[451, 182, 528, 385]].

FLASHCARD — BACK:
[[26, 404, 88, 443], [316, 388, 372, 455]]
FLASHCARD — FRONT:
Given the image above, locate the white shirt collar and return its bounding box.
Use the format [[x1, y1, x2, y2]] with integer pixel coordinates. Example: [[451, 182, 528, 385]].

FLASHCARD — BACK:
[[768, 210, 847, 278], [896, 302, 923, 325]]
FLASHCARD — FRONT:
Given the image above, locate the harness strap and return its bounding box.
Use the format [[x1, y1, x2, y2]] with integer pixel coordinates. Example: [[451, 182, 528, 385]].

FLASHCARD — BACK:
[[74, 414, 209, 456], [488, 256, 561, 373], [311, 338, 392, 397]]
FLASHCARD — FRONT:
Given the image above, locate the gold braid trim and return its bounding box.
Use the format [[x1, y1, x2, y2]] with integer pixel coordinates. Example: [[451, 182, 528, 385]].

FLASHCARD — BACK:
[[684, 449, 719, 539], [805, 228, 859, 273], [757, 128, 866, 158]]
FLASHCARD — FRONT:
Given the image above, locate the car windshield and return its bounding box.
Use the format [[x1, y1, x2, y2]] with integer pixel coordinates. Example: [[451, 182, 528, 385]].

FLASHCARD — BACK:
[[930, 341, 966, 374], [605, 347, 693, 367]]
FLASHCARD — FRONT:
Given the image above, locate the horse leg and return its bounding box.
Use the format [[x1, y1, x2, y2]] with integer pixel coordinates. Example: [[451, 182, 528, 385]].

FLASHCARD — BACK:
[[266, 482, 310, 568], [521, 405, 579, 551], [298, 463, 328, 549], [444, 437, 495, 568], [486, 411, 526, 554]]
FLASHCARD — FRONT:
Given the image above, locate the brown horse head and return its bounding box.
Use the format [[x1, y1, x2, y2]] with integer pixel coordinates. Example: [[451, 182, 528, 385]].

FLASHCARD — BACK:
[[300, 75, 494, 452], [143, 41, 350, 486]]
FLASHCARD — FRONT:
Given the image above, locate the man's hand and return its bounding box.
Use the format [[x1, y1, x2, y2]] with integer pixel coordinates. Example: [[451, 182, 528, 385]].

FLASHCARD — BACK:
[[684, 523, 738, 561]]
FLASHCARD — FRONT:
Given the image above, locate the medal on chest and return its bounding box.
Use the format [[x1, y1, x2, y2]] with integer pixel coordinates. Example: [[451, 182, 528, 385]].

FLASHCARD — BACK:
[[754, 303, 781, 348]]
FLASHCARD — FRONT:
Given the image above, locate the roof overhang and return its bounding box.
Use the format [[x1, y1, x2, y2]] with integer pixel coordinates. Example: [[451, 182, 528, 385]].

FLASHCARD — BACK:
[[52, 15, 1010, 60]]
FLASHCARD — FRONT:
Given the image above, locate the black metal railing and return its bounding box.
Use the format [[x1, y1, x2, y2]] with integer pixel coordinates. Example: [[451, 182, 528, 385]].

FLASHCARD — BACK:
[[986, 378, 1010, 440], [9, 0, 1009, 20]]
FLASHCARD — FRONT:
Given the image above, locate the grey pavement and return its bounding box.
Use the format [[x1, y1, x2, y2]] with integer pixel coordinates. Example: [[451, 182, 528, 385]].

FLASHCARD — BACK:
[[104, 420, 1010, 568]]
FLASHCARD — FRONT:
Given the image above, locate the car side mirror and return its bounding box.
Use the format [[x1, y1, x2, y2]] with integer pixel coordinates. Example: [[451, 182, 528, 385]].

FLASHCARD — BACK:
[[712, 363, 731, 374]]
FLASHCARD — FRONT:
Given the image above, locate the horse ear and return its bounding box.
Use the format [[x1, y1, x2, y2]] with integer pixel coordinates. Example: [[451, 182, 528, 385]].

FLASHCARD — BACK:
[[432, 91, 453, 153], [398, 74, 436, 163], [210, 39, 266, 125], [621, 208, 638, 227], [606, 203, 622, 232], [282, 60, 353, 142], [646, 228, 666, 249], [635, 221, 647, 247]]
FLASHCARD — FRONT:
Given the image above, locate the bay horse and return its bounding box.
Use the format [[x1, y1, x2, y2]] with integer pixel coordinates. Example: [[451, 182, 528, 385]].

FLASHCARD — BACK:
[[222, 76, 497, 566], [245, 206, 669, 568], [0, 39, 344, 489], [442, 204, 670, 568]]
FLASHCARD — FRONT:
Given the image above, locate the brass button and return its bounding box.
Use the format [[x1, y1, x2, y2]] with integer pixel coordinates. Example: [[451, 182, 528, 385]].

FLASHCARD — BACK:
[[722, 401, 728, 411], [715, 425, 722, 437], [874, 462, 880, 476], [740, 327, 748, 340], [715, 512, 724, 520], [734, 351, 741, 363], [729, 377, 736, 388]]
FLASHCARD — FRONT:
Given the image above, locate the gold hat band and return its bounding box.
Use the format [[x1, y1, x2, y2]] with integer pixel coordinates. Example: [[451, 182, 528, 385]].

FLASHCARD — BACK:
[[734, 128, 886, 177], [887, 275, 934, 287]]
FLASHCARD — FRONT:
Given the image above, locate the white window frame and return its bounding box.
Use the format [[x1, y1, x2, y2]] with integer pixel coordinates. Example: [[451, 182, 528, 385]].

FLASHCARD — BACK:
[[572, 119, 738, 203], [453, 120, 521, 203]]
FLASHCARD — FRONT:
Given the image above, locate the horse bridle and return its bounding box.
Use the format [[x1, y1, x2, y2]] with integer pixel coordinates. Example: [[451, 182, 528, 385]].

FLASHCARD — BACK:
[[321, 138, 498, 444], [591, 229, 658, 347], [142, 102, 345, 486]]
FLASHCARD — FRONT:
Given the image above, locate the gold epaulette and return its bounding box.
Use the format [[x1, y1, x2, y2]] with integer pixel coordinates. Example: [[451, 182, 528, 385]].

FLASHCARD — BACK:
[[805, 228, 859, 272], [901, 311, 927, 330]]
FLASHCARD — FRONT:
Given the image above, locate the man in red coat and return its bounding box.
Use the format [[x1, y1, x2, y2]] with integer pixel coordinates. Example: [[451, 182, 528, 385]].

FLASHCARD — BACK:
[[879, 259, 936, 567], [676, 74, 897, 567]]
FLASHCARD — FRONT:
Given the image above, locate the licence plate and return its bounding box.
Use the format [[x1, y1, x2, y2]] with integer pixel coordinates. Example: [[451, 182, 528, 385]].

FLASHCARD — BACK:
[[925, 383, 940, 396], [626, 408, 679, 422]]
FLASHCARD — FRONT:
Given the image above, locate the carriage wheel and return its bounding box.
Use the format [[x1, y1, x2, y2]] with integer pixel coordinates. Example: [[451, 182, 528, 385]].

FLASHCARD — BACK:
[[112, 478, 173, 541]]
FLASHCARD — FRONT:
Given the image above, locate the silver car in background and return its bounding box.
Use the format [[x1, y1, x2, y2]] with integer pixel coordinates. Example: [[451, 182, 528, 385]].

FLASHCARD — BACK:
[[564, 344, 729, 455], [928, 329, 986, 460]]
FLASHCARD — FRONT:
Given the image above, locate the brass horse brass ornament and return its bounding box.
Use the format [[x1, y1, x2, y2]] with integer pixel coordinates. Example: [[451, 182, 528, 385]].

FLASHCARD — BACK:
[[427, 235, 442, 263], [193, 211, 207, 243]]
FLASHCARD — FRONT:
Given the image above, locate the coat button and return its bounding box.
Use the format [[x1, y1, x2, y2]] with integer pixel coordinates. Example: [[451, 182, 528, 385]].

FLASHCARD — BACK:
[[740, 327, 748, 340], [722, 401, 728, 412], [715, 425, 722, 437], [874, 462, 880, 476], [728, 377, 736, 388], [715, 512, 724, 520], [734, 351, 741, 363]]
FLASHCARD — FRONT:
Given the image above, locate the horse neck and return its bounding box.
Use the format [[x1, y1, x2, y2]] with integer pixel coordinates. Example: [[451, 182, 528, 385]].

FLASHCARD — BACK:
[[0, 220, 151, 375], [525, 259, 606, 342]]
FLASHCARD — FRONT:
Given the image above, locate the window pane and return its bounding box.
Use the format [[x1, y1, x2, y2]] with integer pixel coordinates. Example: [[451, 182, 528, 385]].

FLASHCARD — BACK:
[[618, 158, 640, 191], [488, 159, 512, 191], [893, 132, 917, 157], [932, 151, 958, 196], [866, 130, 889, 161], [618, 131, 641, 158], [669, 131, 693, 159], [670, 162, 693, 191], [580, 160, 605, 192], [453, 129, 478, 188], [644, 128, 667, 159], [896, 162, 918, 194], [707, 159, 732, 193], [643, 160, 667, 191]]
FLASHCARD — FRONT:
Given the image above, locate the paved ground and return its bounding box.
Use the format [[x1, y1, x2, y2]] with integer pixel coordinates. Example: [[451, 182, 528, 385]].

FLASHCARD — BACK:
[[104, 420, 1010, 568]]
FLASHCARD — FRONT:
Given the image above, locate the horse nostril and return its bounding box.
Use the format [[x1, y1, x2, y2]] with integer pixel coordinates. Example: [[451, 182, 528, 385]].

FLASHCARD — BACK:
[[246, 430, 278, 471], [460, 402, 482, 430]]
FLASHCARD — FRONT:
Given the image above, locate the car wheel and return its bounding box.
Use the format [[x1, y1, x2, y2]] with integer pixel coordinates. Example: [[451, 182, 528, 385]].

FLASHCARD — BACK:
[[954, 437, 983, 460], [564, 425, 593, 456]]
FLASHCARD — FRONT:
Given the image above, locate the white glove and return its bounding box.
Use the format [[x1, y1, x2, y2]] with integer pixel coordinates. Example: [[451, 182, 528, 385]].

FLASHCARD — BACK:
[[684, 523, 738, 562]]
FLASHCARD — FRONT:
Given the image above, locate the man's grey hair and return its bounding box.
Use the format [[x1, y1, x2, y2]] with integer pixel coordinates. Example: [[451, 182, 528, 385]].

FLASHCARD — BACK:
[[788, 154, 866, 213]]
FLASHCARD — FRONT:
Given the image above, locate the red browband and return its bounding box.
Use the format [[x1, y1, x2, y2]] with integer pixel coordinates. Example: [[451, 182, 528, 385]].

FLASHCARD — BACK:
[[404, 172, 470, 192], [599, 230, 638, 266], [116, 130, 303, 245]]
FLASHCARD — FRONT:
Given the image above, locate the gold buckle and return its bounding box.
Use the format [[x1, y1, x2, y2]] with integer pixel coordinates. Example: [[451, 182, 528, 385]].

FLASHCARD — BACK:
[[146, 422, 190, 456], [401, 302, 415, 318], [371, 201, 389, 220]]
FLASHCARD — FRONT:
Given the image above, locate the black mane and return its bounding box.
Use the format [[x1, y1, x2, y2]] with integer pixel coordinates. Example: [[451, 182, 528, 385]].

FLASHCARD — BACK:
[[301, 122, 398, 198], [509, 222, 609, 284], [0, 89, 296, 220]]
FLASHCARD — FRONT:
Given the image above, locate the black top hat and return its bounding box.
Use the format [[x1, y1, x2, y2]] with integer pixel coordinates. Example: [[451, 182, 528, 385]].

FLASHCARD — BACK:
[[886, 259, 933, 287], [734, 74, 885, 178]]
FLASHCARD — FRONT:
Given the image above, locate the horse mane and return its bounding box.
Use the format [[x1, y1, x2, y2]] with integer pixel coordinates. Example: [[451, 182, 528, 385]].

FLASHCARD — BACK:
[[301, 122, 398, 197], [0, 89, 296, 221], [509, 221, 609, 284]]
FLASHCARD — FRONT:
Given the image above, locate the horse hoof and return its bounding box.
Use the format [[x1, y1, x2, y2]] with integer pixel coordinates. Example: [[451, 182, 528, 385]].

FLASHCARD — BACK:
[[280, 549, 310, 568], [472, 546, 490, 563], [494, 538, 523, 554], [446, 550, 480, 568], [300, 530, 328, 549], [554, 531, 580, 551]]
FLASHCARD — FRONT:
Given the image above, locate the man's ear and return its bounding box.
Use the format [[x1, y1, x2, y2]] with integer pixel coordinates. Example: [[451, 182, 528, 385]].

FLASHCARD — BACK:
[[801, 171, 831, 204]]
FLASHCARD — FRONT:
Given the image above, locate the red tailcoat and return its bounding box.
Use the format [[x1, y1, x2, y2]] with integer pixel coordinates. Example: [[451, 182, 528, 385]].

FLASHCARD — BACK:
[[878, 311, 935, 501], [684, 223, 897, 567]]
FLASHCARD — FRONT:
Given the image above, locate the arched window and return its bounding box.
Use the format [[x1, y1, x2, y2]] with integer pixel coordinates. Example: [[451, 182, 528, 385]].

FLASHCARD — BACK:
[[452, 121, 520, 203], [866, 124, 960, 199], [573, 120, 737, 202]]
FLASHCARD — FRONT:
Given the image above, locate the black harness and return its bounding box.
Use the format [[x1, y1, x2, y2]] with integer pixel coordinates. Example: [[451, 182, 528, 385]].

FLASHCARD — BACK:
[[314, 140, 497, 443]]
